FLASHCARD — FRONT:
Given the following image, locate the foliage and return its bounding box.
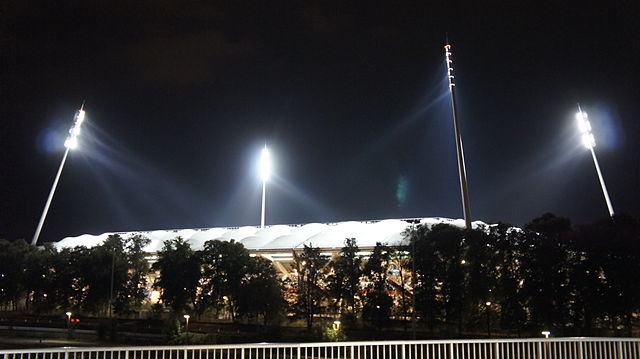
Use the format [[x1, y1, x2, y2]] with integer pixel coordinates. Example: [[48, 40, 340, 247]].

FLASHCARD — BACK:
[[152, 237, 201, 314], [292, 244, 328, 329], [362, 242, 393, 330], [236, 256, 285, 325], [327, 238, 363, 315], [200, 240, 252, 320], [1, 212, 639, 338]]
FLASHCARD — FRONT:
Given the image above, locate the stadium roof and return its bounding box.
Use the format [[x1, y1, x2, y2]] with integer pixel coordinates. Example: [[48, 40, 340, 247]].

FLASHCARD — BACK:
[[54, 217, 488, 253]]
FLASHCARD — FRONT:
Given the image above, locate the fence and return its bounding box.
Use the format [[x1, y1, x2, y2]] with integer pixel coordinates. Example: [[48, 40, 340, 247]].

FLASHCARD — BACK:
[[1, 338, 639, 359]]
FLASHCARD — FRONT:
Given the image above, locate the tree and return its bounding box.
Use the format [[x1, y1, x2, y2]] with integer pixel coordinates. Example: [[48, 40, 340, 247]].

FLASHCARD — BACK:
[[23, 243, 58, 313], [117, 234, 151, 315], [80, 235, 129, 315], [200, 239, 252, 321], [237, 256, 285, 325], [410, 224, 440, 331], [490, 223, 527, 336], [51, 246, 87, 312], [292, 244, 327, 329], [362, 242, 393, 331], [153, 237, 201, 314], [389, 244, 411, 326], [588, 214, 640, 336], [0, 239, 31, 310], [521, 213, 573, 334], [327, 238, 362, 317]]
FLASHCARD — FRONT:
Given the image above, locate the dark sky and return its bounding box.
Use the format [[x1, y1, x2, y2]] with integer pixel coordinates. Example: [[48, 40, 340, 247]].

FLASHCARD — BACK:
[[2, 1, 639, 243]]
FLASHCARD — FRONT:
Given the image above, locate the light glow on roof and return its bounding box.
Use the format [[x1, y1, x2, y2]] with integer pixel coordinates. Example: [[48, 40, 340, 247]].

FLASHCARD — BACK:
[[54, 217, 488, 252]]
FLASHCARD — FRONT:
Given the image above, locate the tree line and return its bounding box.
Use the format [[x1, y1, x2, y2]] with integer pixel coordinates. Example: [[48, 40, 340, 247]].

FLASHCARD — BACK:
[[0, 213, 638, 338]]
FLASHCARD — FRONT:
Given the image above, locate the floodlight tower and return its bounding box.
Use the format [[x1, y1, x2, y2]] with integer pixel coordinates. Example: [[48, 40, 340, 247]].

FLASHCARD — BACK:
[[31, 104, 86, 246], [576, 105, 615, 217], [444, 41, 472, 230], [260, 145, 271, 228]]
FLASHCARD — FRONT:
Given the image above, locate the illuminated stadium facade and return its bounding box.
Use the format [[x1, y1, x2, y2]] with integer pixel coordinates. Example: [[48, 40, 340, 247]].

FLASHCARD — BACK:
[[54, 217, 488, 304]]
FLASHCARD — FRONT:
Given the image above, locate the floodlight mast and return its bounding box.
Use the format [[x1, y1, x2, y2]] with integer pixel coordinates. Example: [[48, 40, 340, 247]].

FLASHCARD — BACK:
[[260, 146, 271, 228], [576, 105, 615, 217], [31, 104, 86, 246], [444, 42, 472, 230]]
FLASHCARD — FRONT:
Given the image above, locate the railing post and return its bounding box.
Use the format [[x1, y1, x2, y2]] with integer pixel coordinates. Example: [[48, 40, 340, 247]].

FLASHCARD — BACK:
[[449, 343, 454, 359], [125, 349, 130, 359], [297, 346, 301, 359], [65, 351, 69, 359], [577, 341, 583, 359], [618, 341, 624, 359], [351, 346, 354, 359], [402, 344, 406, 359], [494, 342, 500, 359], [537, 342, 542, 359]]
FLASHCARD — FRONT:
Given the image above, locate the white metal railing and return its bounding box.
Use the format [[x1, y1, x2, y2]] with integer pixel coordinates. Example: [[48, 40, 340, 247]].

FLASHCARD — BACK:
[[0, 338, 639, 359]]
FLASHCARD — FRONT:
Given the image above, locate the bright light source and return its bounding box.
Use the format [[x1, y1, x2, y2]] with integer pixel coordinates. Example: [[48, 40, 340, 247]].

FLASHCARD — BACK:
[[76, 109, 85, 124], [63, 108, 86, 150], [541, 330, 551, 338], [576, 112, 591, 134], [582, 133, 595, 149], [64, 137, 78, 149], [574, 105, 615, 217], [32, 104, 87, 247], [260, 146, 271, 182]]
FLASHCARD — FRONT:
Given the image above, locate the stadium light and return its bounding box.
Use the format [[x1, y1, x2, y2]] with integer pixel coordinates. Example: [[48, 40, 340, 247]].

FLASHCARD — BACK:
[[576, 105, 615, 217], [260, 145, 271, 228], [31, 104, 86, 246], [444, 41, 472, 230]]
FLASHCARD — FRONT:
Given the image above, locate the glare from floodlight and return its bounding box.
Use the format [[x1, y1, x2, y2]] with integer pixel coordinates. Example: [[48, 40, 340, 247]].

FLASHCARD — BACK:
[[581, 133, 595, 149], [576, 111, 592, 134], [259, 145, 271, 228], [65, 137, 78, 149], [76, 109, 85, 123], [260, 146, 271, 182]]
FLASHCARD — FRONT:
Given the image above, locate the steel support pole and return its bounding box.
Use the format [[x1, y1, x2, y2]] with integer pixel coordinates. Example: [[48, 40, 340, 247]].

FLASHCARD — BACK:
[[31, 147, 70, 246], [445, 43, 472, 230], [261, 180, 267, 228], [590, 147, 615, 217]]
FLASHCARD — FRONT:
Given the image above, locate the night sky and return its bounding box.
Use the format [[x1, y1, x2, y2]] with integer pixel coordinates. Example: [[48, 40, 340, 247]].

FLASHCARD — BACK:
[[2, 2, 639, 243]]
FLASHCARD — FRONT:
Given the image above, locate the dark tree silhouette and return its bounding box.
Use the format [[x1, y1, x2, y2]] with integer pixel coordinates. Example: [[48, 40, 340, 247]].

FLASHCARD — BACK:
[[292, 244, 327, 329]]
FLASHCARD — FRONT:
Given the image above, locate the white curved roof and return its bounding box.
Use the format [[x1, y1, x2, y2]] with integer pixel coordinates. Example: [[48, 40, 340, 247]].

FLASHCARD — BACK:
[[54, 217, 487, 252]]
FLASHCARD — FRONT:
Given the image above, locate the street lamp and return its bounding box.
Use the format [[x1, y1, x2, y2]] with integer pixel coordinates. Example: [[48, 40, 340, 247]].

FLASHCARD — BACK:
[[65, 311, 72, 338], [259, 145, 271, 228], [183, 314, 190, 333], [576, 105, 615, 217], [31, 104, 86, 246], [333, 320, 341, 331], [541, 330, 551, 338], [485, 301, 492, 338]]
